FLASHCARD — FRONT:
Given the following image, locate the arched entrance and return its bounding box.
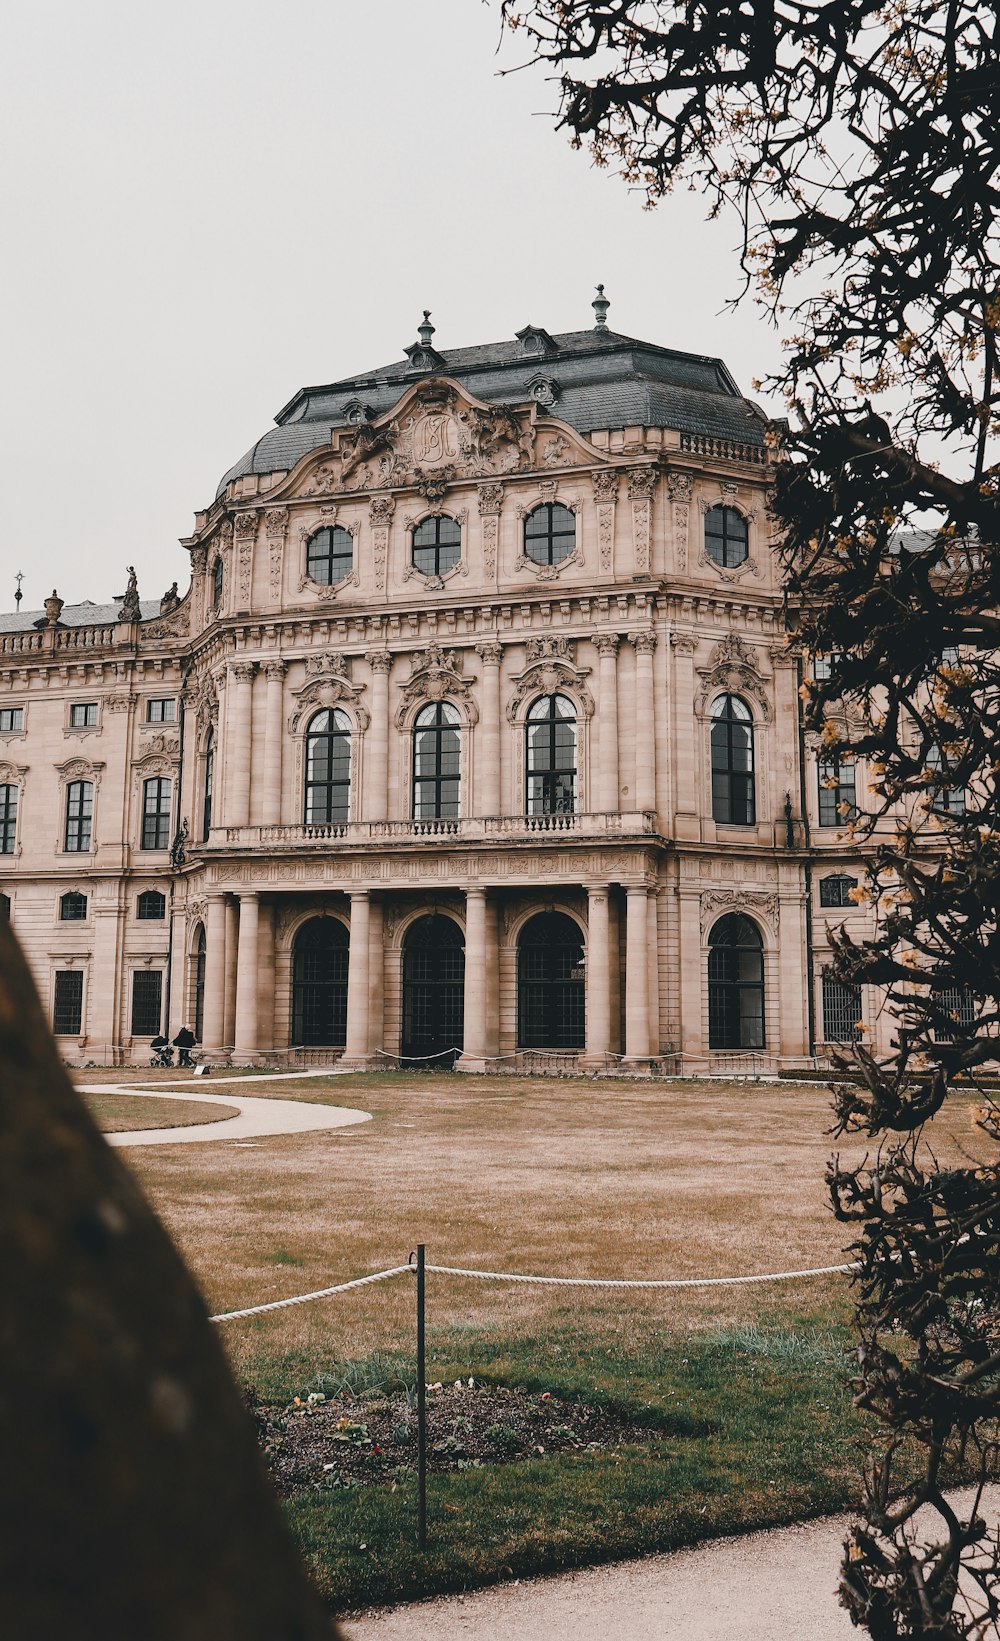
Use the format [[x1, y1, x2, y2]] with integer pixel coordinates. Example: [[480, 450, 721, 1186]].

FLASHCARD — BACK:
[[708, 913, 765, 1048], [402, 914, 464, 1063], [517, 911, 585, 1049], [193, 924, 206, 1042], [292, 917, 349, 1046]]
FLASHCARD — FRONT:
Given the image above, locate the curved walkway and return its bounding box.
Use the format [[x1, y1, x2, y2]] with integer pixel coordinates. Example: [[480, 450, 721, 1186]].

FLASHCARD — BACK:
[[84, 1070, 372, 1146]]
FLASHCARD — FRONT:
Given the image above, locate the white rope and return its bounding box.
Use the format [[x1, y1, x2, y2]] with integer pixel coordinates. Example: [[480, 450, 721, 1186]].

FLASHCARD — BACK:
[[209, 1264, 413, 1323], [424, 1261, 857, 1290]]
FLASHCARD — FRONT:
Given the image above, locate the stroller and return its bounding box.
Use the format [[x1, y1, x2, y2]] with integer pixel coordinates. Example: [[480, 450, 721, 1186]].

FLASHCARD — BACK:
[[149, 1037, 174, 1068]]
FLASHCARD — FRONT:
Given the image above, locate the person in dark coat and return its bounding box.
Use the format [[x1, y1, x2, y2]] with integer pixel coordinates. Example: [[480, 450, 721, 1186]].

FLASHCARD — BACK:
[[172, 1025, 196, 1068]]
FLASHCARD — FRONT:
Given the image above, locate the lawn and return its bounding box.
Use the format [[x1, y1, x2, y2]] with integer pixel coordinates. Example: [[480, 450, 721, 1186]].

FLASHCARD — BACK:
[[76, 1067, 992, 1610], [81, 1090, 240, 1131]]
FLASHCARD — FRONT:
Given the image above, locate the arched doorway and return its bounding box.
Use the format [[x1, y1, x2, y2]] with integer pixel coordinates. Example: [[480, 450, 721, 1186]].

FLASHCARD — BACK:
[[517, 911, 585, 1049], [402, 914, 464, 1063], [708, 913, 765, 1048], [193, 924, 206, 1042], [292, 918, 349, 1046]]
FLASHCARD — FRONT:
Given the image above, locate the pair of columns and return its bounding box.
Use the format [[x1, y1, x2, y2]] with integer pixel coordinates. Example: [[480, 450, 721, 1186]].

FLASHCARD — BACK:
[[596, 634, 657, 814], [222, 660, 286, 829], [585, 883, 657, 1064]]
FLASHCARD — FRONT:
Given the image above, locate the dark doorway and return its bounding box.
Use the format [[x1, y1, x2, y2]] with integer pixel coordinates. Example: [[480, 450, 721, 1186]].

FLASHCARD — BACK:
[[517, 911, 586, 1049], [401, 914, 464, 1065], [193, 924, 206, 1042], [292, 917, 349, 1046], [708, 913, 765, 1048]]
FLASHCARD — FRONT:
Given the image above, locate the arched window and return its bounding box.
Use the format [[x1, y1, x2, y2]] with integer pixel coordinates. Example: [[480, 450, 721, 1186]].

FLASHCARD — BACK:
[[401, 914, 464, 1062], [708, 914, 765, 1049], [0, 783, 17, 854], [705, 505, 749, 568], [413, 703, 461, 819], [64, 780, 94, 852], [59, 891, 88, 921], [517, 912, 585, 1049], [711, 695, 755, 825], [306, 525, 354, 585], [412, 515, 461, 578], [202, 727, 215, 841], [141, 777, 172, 850], [193, 924, 206, 1042], [212, 558, 224, 611], [819, 873, 857, 908], [292, 918, 349, 1046], [523, 503, 576, 567], [526, 694, 577, 815], [137, 889, 166, 921], [305, 709, 352, 825]]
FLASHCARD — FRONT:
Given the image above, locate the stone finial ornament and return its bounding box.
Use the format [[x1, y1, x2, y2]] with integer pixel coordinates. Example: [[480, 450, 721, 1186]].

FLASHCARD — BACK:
[[592, 283, 610, 329], [417, 309, 435, 347], [44, 590, 64, 627], [159, 582, 179, 615]]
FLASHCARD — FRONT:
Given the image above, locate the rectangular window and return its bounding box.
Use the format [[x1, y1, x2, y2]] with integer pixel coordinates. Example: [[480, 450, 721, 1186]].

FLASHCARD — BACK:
[[819, 874, 857, 908], [818, 755, 857, 827], [813, 653, 840, 683], [0, 784, 17, 854], [64, 780, 93, 851], [141, 777, 172, 850], [53, 970, 84, 1034], [822, 972, 863, 1042], [0, 707, 24, 732], [932, 985, 975, 1041], [146, 698, 176, 724], [131, 970, 163, 1036], [70, 703, 98, 728]]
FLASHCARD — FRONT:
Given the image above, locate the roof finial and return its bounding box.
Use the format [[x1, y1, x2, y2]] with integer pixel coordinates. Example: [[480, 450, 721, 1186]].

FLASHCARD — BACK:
[[592, 283, 610, 330], [417, 309, 435, 347], [14, 571, 23, 610]]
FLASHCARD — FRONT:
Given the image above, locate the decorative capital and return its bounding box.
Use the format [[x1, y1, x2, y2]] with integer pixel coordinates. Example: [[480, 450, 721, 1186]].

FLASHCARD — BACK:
[[366, 650, 393, 674], [369, 495, 396, 526], [191, 546, 208, 573], [630, 631, 657, 655], [667, 472, 693, 502], [261, 658, 287, 680], [231, 661, 255, 684], [593, 633, 620, 657], [477, 481, 504, 516], [233, 511, 258, 538], [475, 640, 502, 666], [264, 507, 289, 538], [591, 469, 619, 503], [627, 466, 658, 500]]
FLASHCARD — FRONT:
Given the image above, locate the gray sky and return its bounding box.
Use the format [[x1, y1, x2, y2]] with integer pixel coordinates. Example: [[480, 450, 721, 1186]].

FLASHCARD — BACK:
[[0, 0, 784, 614]]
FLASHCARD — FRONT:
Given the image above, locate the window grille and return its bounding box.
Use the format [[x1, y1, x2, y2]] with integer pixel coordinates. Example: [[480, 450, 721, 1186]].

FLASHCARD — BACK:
[[0, 707, 24, 732], [932, 986, 975, 1041], [305, 710, 351, 824], [202, 728, 214, 840], [146, 698, 176, 723], [927, 745, 966, 816], [53, 971, 83, 1034], [212, 558, 224, 610], [70, 702, 98, 728], [131, 970, 163, 1037], [517, 912, 585, 1049], [822, 971, 862, 1042], [141, 778, 172, 850], [708, 913, 765, 1048]]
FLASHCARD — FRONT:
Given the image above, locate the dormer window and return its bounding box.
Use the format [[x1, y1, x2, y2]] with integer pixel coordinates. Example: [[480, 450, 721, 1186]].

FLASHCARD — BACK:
[[527, 375, 560, 408], [515, 325, 559, 358]]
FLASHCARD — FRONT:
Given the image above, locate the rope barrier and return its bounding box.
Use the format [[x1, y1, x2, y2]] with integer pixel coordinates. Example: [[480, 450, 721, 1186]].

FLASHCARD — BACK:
[[209, 1264, 413, 1323]]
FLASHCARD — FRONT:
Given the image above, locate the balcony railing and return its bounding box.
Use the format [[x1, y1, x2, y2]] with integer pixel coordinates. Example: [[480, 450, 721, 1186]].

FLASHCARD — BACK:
[[202, 811, 658, 851]]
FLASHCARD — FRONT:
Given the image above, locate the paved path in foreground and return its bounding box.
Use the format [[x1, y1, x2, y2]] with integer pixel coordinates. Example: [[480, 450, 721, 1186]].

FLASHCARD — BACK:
[[345, 1490, 999, 1641], [83, 1070, 371, 1146]]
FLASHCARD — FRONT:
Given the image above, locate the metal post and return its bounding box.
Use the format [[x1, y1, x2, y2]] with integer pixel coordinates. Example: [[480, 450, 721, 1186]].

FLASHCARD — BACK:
[[416, 1243, 427, 1550]]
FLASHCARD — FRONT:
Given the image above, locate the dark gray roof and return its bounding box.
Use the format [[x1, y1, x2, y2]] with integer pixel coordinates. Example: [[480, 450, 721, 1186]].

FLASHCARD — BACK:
[[217, 325, 768, 497], [0, 598, 162, 633]]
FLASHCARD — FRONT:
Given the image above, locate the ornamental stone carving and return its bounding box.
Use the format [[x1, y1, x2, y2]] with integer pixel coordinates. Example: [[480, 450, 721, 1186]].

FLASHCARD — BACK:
[[591, 469, 619, 502], [365, 650, 393, 674], [696, 633, 772, 720], [288, 654, 368, 734], [507, 637, 594, 722], [339, 380, 534, 492], [593, 633, 620, 657], [233, 512, 258, 539], [477, 482, 504, 516], [475, 641, 502, 666], [627, 466, 658, 500], [395, 642, 478, 725], [700, 889, 779, 936], [630, 631, 657, 656]]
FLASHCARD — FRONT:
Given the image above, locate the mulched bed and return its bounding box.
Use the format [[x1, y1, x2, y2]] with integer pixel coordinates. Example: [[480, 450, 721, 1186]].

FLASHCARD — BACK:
[[256, 1381, 666, 1497]]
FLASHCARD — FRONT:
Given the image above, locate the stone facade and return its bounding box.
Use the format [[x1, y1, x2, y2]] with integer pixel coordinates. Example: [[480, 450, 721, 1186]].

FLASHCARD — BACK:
[[0, 318, 876, 1071]]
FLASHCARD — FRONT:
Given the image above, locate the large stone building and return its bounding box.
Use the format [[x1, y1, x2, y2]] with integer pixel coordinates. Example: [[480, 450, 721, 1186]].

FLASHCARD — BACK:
[[0, 301, 875, 1071]]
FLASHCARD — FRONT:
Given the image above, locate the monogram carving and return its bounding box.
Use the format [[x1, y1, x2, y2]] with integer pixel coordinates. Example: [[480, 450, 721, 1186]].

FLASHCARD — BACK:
[[339, 381, 534, 492]]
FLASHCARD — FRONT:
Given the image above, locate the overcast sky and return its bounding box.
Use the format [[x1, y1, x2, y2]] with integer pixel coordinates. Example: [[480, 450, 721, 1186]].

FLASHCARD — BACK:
[[0, 0, 784, 614]]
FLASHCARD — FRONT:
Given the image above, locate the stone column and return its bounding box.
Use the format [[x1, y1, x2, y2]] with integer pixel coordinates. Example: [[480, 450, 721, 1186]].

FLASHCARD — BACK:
[[671, 635, 699, 840], [343, 890, 371, 1065], [631, 632, 657, 814], [624, 886, 651, 1063], [584, 884, 612, 1064], [227, 662, 255, 828], [595, 634, 620, 812], [367, 899, 384, 1055], [647, 888, 661, 1056], [365, 652, 392, 821], [475, 643, 502, 815], [202, 893, 227, 1050], [260, 659, 286, 826], [223, 897, 238, 1048], [257, 902, 276, 1052], [458, 887, 488, 1070], [233, 892, 259, 1059]]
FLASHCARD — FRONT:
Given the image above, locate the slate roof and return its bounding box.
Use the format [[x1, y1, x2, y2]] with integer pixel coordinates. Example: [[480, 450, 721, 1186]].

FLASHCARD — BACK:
[[217, 325, 769, 497], [0, 598, 162, 633]]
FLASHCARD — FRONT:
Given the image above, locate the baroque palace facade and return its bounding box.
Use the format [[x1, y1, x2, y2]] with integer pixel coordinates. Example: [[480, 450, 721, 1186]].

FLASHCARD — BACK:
[[0, 303, 875, 1071]]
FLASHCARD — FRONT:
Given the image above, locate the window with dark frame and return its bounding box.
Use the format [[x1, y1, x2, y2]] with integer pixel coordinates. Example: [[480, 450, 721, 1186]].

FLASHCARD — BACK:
[[64, 780, 93, 851], [822, 970, 863, 1042], [0, 707, 24, 732], [70, 702, 98, 729], [711, 694, 756, 825], [704, 505, 749, 568], [413, 702, 461, 819], [131, 970, 163, 1037], [146, 698, 176, 724], [818, 754, 857, 827], [523, 502, 577, 567], [194, 925, 206, 1041], [819, 874, 858, 908], [708, 913, 765, 1049], [202, 727, 214, 840], [306, 525, 354, 586], [411, 515, 461, 578], [0, 784, 17, 854], [212, 557, 224, 610], [927, 745, 966, 816], [141, 777, 172, 850], [516, 911, 586, 1049], [59, 891, 87, 921], [304, 709, 351, 825], [137, 889, 166, 921], [0, 892, 10, 919], [53, 970, 83, 1034], [525, 694, 577, 815]]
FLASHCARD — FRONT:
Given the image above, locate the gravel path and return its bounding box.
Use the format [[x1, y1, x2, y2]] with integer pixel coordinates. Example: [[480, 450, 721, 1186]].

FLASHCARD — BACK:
[[81, 1070, 372, 1146]]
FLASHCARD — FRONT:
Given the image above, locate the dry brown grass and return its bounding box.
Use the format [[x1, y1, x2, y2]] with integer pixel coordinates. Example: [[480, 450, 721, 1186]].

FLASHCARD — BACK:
[[71, 1069, 992, 1383], [82, 1091, 240, 1132]]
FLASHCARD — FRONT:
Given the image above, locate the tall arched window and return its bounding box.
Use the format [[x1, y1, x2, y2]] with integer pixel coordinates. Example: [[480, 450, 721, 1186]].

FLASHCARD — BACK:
[[413, 702, 461, 819], [523, 503, 576, 566], [141, 777, 172, 850], [305, 709, 352, 825], [64, 780, 94, 852], [711, 695, 755, 825], [193, 924, 206, 1042], [705, 505, 749, 568], [0, 784, 17, 854], [708, 913, 765, 1049], [306, 525, 354, 585], [517, 912, 585, 1049], [412, 515, 461, 578], [212, 557, 224, 611], [202, 727, 215, 841], [292, 918, 349, 1046], [526, 694, 577, 815]]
